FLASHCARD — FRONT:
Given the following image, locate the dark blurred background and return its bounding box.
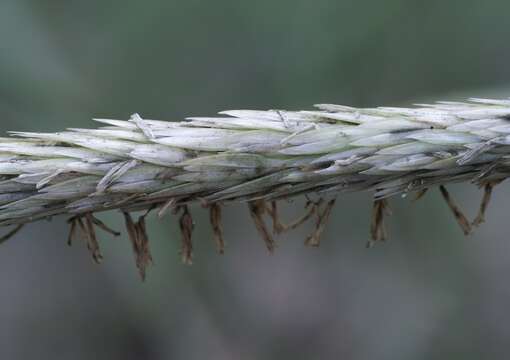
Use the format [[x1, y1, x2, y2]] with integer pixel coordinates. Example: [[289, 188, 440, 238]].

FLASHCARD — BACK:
[[1, 1, 510, 359]]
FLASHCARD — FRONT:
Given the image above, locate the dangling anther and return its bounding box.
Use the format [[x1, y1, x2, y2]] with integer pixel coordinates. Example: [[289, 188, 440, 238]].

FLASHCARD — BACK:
[[266, 200, 319, 235], [472, 181, 501, 227], [439, 185, 471, 235], [305, 198, 336, 247], [267, 201, 285, 234], [369, 199, 390, 247], [89, 215, 121, 237], [123, 212, 153, 280], [178, 205, 194, 265], [67, 213, 119, 261], [209, 203, 225, 254], [68, 215, 101, 262], [83, 214, 103, 264], [248, 200, 275, 253], [67, 218, 78, 246]]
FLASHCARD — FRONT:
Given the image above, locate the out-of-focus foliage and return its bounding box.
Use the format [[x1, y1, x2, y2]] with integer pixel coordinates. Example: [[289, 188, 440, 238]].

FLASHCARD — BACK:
[[1, 1, 510, 359]]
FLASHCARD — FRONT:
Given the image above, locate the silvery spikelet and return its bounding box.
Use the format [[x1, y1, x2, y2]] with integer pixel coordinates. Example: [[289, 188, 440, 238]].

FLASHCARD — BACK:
[[0, 98, 509, 278]]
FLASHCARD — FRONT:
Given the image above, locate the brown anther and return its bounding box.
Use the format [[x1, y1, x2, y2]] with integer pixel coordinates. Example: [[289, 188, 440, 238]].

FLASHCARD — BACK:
[[70, 216, 98, 261], [305, 198, 336, 247], [248, 200, 275, 253], [67, 214, 118, 262], [178, 205, 194, 265], [370, 199, 389, 245], [472, 181, 501, 227], [209, 203, 225, 254], [123, 212, 153, 281], [84, 213, 103, 264], [439, 185, 471, 235], [90, 215, 121, 236], [67, 217, 78, 246], [135, 215, 152, 270], [267, 201, 285, 234], [266, 200, 321, 235]]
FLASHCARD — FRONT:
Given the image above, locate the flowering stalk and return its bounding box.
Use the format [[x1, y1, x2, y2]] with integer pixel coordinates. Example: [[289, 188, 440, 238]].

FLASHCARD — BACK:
[[1, 98, 509, 277]]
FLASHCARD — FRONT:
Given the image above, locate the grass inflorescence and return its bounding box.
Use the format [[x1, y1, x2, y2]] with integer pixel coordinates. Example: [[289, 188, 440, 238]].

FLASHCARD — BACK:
[[1, 98, 509, 278]]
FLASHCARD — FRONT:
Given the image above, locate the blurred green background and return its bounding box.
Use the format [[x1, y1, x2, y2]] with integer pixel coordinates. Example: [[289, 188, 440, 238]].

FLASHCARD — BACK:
[[1, 1, 510, 359]]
